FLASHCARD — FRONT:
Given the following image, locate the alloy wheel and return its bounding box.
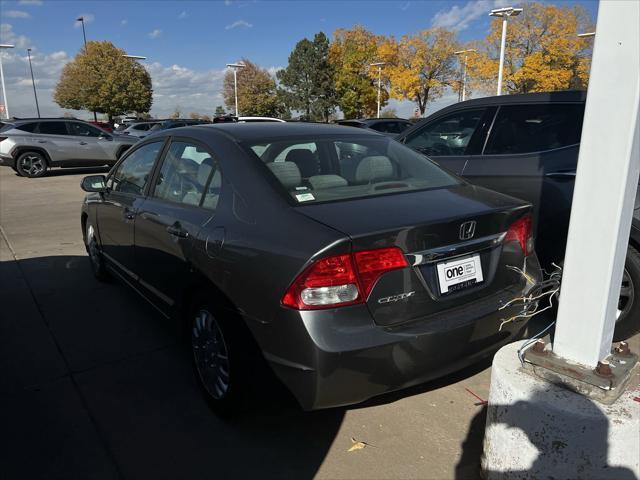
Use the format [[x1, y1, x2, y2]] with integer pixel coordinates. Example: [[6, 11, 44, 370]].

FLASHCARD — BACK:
[[192, 309, 230, 399], [86, 225, 101, 271], [19, 154, 45, 177], [617, 268, 635, 322]]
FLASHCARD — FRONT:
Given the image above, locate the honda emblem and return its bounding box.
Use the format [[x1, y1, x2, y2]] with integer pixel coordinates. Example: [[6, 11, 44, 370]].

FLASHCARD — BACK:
[[459, 221, 476, 240]]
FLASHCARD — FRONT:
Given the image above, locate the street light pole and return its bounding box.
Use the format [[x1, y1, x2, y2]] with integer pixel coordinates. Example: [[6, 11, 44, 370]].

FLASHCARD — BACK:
[[77, 16, 97, 122], [489, 7, 523, 96], [454, 49, 476, 102], [0, 43, 15, 120], [226, 63, 246, 117], [26, 48, 40, 118], [370, 62, 385, 118]]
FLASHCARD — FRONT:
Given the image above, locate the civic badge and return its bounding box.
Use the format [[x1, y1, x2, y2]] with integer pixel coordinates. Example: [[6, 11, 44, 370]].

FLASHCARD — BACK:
[[459, 221, 476, 240]]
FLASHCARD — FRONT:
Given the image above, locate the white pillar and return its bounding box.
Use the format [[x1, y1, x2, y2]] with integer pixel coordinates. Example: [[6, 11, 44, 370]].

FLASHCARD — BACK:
[[233, 68, 239, 117], [553, 0, 640, 367], [0, 53, 9, 119], [496, 17, 508, 96]]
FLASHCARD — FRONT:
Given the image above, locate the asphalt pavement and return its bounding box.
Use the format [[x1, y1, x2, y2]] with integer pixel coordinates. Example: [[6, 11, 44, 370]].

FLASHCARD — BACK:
[[0, 165, 584, 480]]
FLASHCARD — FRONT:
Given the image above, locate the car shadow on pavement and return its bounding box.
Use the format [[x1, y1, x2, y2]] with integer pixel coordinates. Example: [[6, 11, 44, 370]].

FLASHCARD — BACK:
[[0, 254, 345, 480]]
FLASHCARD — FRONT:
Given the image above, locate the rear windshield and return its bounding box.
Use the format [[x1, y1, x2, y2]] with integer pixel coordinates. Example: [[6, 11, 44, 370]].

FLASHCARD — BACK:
[[245, 135, 460, 204]]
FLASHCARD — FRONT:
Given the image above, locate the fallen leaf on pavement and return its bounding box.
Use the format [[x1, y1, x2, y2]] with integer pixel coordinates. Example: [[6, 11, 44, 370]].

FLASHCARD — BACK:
[[348, 437, 370, 452]]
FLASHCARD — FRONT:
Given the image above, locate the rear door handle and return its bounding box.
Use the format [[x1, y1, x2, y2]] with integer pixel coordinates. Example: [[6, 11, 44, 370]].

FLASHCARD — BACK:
[[79, 141, 88, 145], [545, 171, 576, 179], [37, 140, 47, 143], [166, 224, 189, 238], [123, 208, 135, 220]]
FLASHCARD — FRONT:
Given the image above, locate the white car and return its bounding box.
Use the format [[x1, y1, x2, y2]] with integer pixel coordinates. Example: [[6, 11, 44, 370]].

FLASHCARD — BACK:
[[122, 121, 161, 138], [237, 117, 285, 123]]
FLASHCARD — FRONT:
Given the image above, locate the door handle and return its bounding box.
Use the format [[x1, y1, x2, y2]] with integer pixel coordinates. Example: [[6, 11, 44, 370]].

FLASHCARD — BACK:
[[545, 171, 576, 179], [79, 141, 88, 145], [123, 208, 135, 220], [166, 224, 189, 238], [37, 140, 47, 143]]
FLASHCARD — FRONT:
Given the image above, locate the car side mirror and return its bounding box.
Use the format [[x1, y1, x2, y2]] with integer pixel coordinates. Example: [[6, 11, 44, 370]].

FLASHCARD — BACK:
[[99, 133, 112, 141], [81, 175, 107, 193]]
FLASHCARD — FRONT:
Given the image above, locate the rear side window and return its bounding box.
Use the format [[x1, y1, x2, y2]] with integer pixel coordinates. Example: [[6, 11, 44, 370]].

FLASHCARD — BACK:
[[405, 109, 485, 156], [484, 103, 585, 155], [109, 142, 162, 195], [68, 122, 102, 137], [153, 141, 220, 209], [15, 123, 38, 133], [38, 122, 68, 135]]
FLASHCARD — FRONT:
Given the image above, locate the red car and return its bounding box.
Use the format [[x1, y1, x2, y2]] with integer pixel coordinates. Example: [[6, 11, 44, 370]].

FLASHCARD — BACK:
[[88, 121, 113, 133]]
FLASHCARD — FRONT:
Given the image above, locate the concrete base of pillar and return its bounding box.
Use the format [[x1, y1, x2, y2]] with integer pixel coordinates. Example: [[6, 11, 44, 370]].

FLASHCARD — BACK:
[[481, 341, 640, 479]]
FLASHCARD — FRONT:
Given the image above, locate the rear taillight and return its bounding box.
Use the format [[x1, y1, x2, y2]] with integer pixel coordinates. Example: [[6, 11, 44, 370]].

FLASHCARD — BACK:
[[505, 214, 534, 256], [282, 247, 408, 310]]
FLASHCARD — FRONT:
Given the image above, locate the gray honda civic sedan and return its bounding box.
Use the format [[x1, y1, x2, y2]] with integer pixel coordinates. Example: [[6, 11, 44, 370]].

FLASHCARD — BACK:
[[80, 123, 542, 413]]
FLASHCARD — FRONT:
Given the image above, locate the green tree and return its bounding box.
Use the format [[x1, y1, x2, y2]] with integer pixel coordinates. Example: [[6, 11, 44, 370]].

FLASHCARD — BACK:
[[54, 41, 152, 122], [223, 59, 284, 117], [277, 32, 337, 122], [214, 105, 226, 116], [329, 25, 387, 119]]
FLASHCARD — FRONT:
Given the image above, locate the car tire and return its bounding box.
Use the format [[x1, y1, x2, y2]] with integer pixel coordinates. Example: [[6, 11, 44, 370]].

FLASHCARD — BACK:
[[189, 292, 264, 418], [16, 151, 48, 178], [85, 222, 110, 282], [614, 245, 640, 341]]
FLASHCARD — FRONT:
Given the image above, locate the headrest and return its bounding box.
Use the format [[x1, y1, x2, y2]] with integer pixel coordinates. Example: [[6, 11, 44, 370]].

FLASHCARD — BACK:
[[308, 174, 348, 190], [285, 149, 315, 164], [355, 156, 393, 183], [197, 158, 214, 186], [267, 161, 301, 190]]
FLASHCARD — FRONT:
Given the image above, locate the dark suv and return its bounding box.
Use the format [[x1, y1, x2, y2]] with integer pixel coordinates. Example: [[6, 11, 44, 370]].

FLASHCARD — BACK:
[[336, 118, 413, 136], [397, 90, 640, 336]]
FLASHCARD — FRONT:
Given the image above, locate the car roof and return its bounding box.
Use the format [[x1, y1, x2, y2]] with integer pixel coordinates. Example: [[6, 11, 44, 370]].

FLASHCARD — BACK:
[[437, 90, 586, 111], [194, 122, 381, 142]]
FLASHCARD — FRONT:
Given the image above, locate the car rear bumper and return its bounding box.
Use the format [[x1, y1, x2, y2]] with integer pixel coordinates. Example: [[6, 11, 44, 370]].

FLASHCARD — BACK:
[[258, 255, 543, 410]]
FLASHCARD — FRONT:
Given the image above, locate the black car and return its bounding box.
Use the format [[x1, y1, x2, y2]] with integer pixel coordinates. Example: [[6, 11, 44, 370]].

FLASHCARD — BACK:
[[148, 118, 211, 133], [336, 118, 413, 136], [80, 123, 542, 413], [397, 90, 639, 337]]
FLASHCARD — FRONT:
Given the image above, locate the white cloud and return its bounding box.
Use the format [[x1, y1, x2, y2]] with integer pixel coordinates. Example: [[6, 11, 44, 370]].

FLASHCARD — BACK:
[[4, 10, 31, 19], [178, 10, 188, 19], [148, 29, 162, 39], [120, 19, 128, 27], [400, 2, 411, 12], [225, 19, 252, 30], [432, 0, 509, 31], [18, 0, 43, 5], [74, 13, 95, 28], [224, 0, 232, 5], [0, 23, 33, 48]]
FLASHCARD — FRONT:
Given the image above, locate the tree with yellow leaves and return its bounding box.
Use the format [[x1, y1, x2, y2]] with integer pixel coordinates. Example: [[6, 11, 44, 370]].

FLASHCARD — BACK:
[[379, 28, 458, 116], [467, 3, 594, 94], [329, 25, 387, 119]]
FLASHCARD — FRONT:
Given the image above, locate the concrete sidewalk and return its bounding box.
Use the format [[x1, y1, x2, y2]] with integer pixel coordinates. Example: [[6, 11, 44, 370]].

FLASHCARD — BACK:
[[0, 166, 517, 479]]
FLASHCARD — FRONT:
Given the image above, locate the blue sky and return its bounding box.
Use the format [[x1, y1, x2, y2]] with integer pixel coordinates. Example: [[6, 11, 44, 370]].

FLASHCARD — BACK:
[[0, 0, 598, 119]]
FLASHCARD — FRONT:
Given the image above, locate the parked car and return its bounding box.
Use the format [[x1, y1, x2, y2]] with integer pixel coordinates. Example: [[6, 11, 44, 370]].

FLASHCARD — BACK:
[[396, 90, 639, 337], [80, 122, 542, 413], [146, 118, 211, 133], [237, 116, 286, 123], [121, 121, 162, 138], [88, 121, 113, 133], [0, 118, 138, 178], [336, 118, 413, 136]]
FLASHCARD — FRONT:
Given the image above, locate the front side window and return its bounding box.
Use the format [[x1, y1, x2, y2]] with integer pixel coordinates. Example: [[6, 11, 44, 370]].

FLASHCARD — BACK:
[[68, 122, 102, 137], [483, 104, 585, 155], [38, 122, 68, 136], [405, 109, 485, 156], [246, 135, 460, 204], [109, 142, 162, 195], [154, 141, 220, 209]]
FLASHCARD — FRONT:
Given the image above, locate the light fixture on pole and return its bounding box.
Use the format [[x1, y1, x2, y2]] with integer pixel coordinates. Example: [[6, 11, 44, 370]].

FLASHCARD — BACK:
[[370, 62, 386, 118], [453, 49, 476, 102], [489, 6, 523, 96], [578, 32, 596, 38], [226, 62, 246, 117], [27, 48, 40, 118], [0, 43, 15, 120], [122, 54, 147, 60], [76, 16, 97, 122]]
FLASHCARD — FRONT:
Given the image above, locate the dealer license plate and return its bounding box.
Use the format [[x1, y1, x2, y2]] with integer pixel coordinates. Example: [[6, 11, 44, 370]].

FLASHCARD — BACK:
[[436, 254, 484, 294]]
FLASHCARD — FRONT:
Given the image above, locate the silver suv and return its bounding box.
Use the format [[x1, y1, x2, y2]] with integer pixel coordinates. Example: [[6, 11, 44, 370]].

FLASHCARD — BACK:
[[0, 118, 138, 178]]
